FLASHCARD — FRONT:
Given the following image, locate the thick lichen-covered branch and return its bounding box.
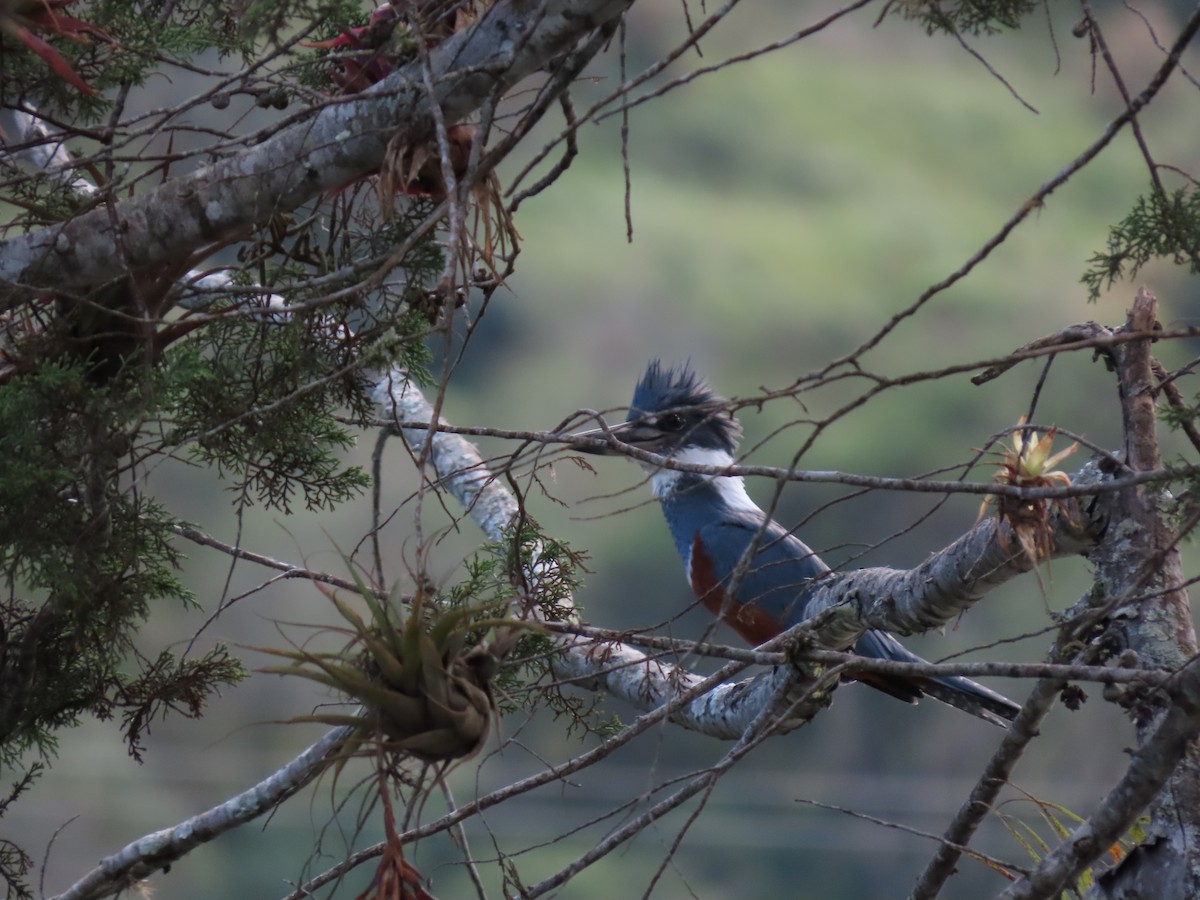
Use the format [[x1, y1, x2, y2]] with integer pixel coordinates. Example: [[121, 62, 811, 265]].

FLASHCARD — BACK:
[[798, 486, 1102, 651], [54, 727, 350, 900], [373, 369, 835, 737], [0, 0, 632, 295], [373, 369, 1106, 737]]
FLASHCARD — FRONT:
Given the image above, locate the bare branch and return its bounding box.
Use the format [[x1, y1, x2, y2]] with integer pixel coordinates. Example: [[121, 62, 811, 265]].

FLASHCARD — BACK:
[[811, 2, 1200, 376], [910, 595, 1103, 900], [53, 727, 351, 900], [971, 322, 1115, 385], [999, 657, 1200, 900], [989, 288, 1200, 899], [0, 108, 97, 198], [522, 665, 803, 897], [169, 522, 370, 595]]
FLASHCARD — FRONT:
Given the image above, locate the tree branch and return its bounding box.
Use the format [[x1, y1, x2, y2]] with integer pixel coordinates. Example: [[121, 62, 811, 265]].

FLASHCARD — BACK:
[[47, 362, 1128, 899], [795, 489, 1101, 650], [910, 591, 1105, 900], [372, 369, 837, 735], [53, 726, 351, 900], [1000, 658, 1200, 900], [0, 0, 632, 295], [1063, 287, 1200, 900], [372, 368, 1108, 738]]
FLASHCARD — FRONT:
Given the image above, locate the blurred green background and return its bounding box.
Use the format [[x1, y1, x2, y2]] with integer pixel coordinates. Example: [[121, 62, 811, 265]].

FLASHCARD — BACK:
[[14, 1, 1200, 898]]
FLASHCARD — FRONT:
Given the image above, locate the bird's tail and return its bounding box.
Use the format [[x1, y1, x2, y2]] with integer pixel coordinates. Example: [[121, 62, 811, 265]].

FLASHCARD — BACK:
[[853, 630, 1021, 727]]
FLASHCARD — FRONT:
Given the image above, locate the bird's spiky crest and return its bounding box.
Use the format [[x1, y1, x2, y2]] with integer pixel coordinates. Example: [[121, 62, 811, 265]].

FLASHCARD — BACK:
[[629, 360, 743, 453]]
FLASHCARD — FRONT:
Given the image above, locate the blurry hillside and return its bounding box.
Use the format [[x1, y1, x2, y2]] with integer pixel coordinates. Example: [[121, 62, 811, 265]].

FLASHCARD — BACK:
[[15, 2, 1200, 898]]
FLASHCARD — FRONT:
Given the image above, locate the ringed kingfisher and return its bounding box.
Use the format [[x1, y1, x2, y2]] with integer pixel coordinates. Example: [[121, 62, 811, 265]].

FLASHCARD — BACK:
[[577, 360, 1020, 726]]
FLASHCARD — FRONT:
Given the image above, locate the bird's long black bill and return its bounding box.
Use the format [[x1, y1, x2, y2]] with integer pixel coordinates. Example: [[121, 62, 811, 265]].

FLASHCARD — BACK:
[[571, 421, 666, 456]]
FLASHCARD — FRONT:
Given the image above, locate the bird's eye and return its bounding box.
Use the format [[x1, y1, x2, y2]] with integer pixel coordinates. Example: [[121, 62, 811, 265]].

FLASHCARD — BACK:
[[656, 412, 686, 432]]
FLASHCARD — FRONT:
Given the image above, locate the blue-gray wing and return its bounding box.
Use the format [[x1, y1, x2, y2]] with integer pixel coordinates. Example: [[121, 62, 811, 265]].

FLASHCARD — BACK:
[[700, 511, 1019, 725], [694, 510, 830, 631]]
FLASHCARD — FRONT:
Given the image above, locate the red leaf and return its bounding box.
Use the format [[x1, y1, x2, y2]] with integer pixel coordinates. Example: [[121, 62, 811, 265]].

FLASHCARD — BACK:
[[7, 23, 96, 94], [300, 30, 363, 50], [26, 9, 113, 43]]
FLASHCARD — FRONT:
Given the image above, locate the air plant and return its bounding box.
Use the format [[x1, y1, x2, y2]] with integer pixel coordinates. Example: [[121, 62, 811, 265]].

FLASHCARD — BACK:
[[982, 419, 1080, 567], [257, 560, 541, 900], [258, 574, 529, 764]]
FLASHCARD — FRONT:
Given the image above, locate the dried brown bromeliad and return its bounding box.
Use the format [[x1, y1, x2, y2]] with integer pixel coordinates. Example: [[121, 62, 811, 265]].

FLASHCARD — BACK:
[[981, 419, 1080, 566]]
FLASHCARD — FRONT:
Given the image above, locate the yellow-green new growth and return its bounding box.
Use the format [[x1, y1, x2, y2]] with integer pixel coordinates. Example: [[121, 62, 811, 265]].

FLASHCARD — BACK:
[[1008, 425, 1079, 484], [982, 420, 1080, 567]]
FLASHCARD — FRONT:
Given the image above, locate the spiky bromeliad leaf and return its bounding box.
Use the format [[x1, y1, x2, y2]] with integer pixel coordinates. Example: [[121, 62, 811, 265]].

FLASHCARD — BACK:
[[259, 578, 515, 764]]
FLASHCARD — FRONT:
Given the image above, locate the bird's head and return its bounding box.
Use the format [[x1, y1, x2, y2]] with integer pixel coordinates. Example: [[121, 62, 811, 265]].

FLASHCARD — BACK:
[[574, 360, 742, 461]]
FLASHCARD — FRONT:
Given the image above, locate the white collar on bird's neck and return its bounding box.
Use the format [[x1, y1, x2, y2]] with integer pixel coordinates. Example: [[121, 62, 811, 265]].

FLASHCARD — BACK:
[[648, 446, 760, 514]]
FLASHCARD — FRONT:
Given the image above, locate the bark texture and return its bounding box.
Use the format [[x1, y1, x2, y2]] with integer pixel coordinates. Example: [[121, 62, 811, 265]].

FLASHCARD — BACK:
[[0, 0, 632, 294]]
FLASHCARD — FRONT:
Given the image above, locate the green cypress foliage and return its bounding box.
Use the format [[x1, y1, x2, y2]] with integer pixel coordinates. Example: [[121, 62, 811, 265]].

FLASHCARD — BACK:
[[1083, 187, 1200, 301], [889, 0, 1038, 36]]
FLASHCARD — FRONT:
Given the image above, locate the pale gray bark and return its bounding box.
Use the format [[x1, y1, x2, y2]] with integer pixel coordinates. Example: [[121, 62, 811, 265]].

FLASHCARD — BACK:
[[999, 290, 1200, 900], [373, 368, 1109, 737], [0, 0, 631, 295], [51, 356, 1174, 900], [798, 491, 1100, 649], [53, 727, 349, 900], [0, 108, 97, 198]]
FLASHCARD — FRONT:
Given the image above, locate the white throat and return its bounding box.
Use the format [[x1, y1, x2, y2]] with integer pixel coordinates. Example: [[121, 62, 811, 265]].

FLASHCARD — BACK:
[[648, 447, 759, 513]]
